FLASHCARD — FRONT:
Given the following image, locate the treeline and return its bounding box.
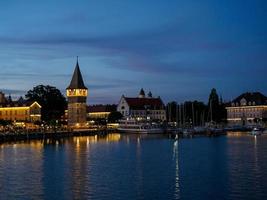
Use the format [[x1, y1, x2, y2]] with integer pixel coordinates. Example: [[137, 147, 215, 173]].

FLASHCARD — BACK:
[[166, 88, 227, 126]]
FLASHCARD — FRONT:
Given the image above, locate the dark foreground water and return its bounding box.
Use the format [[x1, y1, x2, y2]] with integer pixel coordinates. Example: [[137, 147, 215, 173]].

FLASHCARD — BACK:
[[1, 133, 267, 200]]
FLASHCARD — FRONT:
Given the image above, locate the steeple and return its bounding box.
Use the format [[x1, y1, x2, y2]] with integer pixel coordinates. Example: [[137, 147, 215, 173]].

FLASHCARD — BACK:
[[139, 88, 145, 98], [7, 94, 12, 103], [67, 57, 87, 89], [148, 91, 152, 98]]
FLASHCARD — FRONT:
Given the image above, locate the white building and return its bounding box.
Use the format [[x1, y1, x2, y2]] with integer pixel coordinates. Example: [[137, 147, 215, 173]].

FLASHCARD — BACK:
[[226, 92, 267, 126], [117, 89, 166, 121]]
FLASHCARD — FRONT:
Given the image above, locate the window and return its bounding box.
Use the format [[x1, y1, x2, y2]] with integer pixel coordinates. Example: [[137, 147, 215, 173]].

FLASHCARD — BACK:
[[240, 98, 247, 106]]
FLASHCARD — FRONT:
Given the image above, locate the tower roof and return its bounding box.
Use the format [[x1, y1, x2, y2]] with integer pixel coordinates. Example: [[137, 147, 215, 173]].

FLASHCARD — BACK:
[[148, 91, 152, 98], [67, 58, 87, 90], [139, 88, 145, 96]]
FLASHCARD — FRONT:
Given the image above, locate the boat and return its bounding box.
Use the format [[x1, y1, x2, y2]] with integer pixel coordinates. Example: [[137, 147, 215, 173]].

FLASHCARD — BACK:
[[117, 118, 164, 134], [182, 128, 194, 137], [251, 127, 263, 136]]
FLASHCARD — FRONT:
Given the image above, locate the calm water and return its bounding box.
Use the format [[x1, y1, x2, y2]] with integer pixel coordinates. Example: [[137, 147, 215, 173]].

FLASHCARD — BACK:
[[1, 133, 267, 200]]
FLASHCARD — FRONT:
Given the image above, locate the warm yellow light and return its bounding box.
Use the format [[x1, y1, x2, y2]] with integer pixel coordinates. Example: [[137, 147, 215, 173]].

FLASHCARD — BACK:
[[0, 107, 30, 110], [226, 105, 267, 109], [0, 101, 41, 110], [29, 101, 42, 108], [66, 89, 88, 97], [89, 112, 110, 115]]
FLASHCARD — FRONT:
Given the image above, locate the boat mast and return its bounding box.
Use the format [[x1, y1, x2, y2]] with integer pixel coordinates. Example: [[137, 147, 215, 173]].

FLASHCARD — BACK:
[[175, 102, 179, 126], [192, 102, 195, 127], [210, 99, 213, 123]]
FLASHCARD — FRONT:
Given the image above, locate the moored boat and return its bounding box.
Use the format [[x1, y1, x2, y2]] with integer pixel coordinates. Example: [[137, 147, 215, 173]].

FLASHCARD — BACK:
[[118, 118, 164, 134], [251, 127, 263, 136]]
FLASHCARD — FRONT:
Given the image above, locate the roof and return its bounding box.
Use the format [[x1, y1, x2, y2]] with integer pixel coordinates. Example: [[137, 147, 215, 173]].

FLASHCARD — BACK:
[[124, 97, 165, 110], [147, 91, 152, 98], [139, 88, 145, 96], [232, 92, 267, 106], [87, 105, 117, 113], [67, 60, 87, 89], [0, 100, 41, 108]]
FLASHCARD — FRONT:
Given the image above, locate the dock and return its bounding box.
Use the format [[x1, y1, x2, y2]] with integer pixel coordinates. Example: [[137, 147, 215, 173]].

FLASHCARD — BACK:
[[0, 129, 115, 143]]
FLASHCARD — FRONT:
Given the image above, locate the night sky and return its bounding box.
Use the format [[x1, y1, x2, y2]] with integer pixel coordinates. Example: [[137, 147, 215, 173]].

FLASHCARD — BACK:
[[0, 0, 266, 104]]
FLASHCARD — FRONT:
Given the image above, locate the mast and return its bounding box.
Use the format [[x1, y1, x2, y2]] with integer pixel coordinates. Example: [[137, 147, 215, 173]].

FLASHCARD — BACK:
[[179, 104, 182, 128], [210, 99, 213, 123], [192, 102, 195, 127], [176, 103, 178, 127], [183, 103, 186, 128]]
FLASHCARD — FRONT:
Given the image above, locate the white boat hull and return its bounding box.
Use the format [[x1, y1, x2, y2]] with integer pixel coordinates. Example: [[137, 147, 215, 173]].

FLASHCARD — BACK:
[[251, 130, 262, 136]]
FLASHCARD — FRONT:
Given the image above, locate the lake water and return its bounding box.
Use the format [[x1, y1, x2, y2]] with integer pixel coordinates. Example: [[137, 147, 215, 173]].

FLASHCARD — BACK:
[[0, 133, 267, 200]]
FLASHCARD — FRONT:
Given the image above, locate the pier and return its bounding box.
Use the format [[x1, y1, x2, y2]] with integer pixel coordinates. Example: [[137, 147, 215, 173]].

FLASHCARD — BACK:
[[0, 128, 116, 143]]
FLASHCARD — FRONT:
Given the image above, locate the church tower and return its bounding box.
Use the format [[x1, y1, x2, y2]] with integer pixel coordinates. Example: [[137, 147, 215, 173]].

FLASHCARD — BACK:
[[66, 58, 88, 127]]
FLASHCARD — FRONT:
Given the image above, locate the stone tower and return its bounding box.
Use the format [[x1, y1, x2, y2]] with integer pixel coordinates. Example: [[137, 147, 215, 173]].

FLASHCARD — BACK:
[[66, 58, 88, 127]]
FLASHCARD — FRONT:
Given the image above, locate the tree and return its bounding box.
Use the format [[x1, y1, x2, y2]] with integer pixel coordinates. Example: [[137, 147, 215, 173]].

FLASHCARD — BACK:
[[208, 88, 226, 123], [108, 111, 123, 123], [0, 119, 11, 127], [25, 85, 67, 122]]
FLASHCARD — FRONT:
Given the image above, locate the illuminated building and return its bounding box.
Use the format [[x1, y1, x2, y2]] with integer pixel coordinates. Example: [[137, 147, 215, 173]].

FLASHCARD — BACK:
[[66, 58, 88, 127], [226, 92, 267, 125], [117, 89, 166, 121], [87, 105, 116, 119], [0, 92, 41, 122]]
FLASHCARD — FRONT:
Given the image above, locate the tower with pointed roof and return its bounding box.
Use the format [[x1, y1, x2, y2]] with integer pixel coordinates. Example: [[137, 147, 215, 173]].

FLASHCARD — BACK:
[[66, 57, 88, 127], [139, 88, 145, 98]]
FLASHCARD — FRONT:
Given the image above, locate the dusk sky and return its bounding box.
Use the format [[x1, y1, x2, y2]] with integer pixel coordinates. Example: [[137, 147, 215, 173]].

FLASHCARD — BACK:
[[0, 0, 266, 104]]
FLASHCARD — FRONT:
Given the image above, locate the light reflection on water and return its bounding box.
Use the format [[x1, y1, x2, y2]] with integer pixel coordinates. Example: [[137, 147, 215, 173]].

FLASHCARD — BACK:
[[173, 140, 180, 200], [0, 133, 267, 200]]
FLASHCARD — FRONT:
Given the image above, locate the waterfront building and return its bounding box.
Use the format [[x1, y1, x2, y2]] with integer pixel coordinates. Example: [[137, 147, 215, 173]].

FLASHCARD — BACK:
[[117, 89, 166, 121], [87, 104, 116, 119], [0, 92, 41, 122], [66, 59, 88, 127], [226, 92, 267, 126]]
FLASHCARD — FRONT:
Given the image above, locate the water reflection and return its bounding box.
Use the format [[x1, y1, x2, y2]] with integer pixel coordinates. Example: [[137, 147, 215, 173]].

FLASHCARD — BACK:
[[173, 140, 180, 199], [226, 133, 267, 199], [0, 141, 44, 199], [4, 134, 267, 199]]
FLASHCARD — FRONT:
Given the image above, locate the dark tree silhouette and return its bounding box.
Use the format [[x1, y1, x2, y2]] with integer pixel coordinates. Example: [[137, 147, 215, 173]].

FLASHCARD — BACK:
[[208, 88, 226, 123], [108, 111, 123, 123], [25, 85, 67, 122]]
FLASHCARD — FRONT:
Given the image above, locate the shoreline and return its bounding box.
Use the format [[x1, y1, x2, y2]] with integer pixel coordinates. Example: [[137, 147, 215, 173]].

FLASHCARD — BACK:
[[0, 129, 115, 143], [0, 128, 230, 144]]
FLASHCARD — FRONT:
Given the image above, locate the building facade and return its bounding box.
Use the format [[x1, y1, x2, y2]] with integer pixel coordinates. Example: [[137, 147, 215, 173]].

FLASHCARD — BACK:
[[226, 92, 267, 126], [117, 89, 166, 121], [87, 104, 116, 119], [66, 59, 88, 127], [0, 92, 41, 122]]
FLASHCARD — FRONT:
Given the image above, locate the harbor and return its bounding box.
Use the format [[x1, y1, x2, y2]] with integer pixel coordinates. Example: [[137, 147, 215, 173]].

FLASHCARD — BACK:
[[2, 123, 266, 144], [1, 1, 267, 199]]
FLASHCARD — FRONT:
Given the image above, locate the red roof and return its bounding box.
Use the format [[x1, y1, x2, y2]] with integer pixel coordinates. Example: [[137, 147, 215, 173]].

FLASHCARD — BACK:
[[124, 97, 164, 110]]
